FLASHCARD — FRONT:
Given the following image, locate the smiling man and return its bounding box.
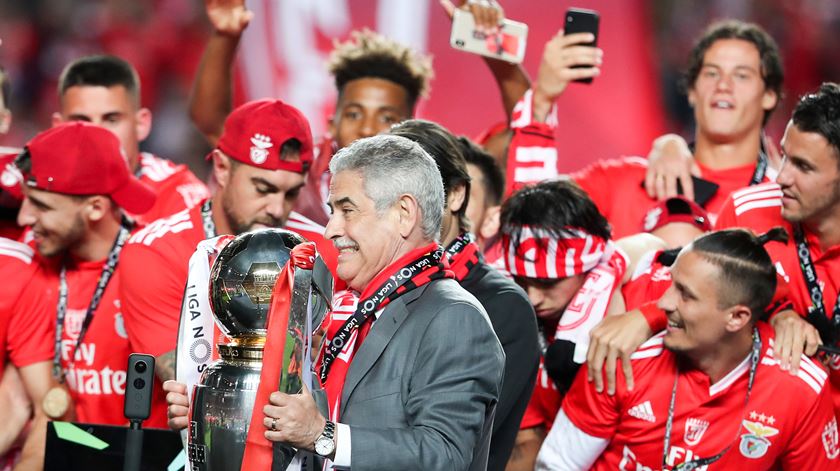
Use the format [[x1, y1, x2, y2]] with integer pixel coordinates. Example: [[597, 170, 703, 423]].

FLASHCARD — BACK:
[[257, 134, 504, 470], [505, 20, 783, 237], [118, 99, 336, 398], [714, 82, 840, 412], [537, 229, 838, 471]]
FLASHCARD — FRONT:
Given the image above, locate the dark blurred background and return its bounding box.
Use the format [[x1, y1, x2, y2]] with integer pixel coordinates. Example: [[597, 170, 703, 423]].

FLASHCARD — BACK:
[[1, 0, 837, 179]]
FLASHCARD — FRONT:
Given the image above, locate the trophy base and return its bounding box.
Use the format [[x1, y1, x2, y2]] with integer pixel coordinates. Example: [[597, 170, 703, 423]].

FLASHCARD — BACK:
[[189, 361, 261, 470]]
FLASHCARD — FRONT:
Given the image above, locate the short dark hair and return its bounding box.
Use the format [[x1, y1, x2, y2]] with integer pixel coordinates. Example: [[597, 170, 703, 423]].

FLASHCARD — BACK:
[[684, 20, 783, 125], [58, 55, 141, 105], [327, 29, 433, 112], [791, 82, 840, 165], [0, 67, 10, 110], [689, 227, 787, 319], [390, 120, 471, 233], [458, 136, 505, 206], [501, 179, 612, 249]]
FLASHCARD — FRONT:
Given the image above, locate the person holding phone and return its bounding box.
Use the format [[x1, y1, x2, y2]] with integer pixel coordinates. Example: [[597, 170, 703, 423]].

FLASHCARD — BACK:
[[504, 19, 782, 238]]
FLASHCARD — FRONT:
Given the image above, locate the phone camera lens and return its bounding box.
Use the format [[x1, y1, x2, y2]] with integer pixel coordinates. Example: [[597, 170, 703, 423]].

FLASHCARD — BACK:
[[567, 16, 573, 22], [135, 361, 147, 373], [134, 378, 146, 389]]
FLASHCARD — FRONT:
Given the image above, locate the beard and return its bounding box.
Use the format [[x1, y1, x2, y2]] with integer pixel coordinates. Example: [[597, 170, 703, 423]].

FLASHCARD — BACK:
[[221, 193, 284, 235], [38, 212, 87, 258]]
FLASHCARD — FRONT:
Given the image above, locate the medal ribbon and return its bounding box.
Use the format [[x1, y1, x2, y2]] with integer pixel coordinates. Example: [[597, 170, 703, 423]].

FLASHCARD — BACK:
[[661, 328, 761, 470], [793, 224, 840, 346], [53, 218, 133, 381]]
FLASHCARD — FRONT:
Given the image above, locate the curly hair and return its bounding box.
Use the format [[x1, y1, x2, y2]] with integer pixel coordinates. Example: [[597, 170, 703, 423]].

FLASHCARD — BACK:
[[327, 29, 434, 111]]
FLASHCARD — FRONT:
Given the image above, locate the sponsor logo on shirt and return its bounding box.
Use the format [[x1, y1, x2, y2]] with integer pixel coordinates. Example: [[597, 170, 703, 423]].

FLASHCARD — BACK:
[[619, 445, 709, 471], [739, 418, 779, 459], [627, 400, 656, 423], [823, 417, 839, 459], [684, 417, 710, 446]]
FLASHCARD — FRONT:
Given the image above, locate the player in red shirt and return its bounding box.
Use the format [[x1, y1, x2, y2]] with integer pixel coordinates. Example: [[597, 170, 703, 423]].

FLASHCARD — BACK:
[[119, 99, 340, 406], [537, 228, 838, 470], [583, 84, 840, 415], [715, 83, 840, 409], [53, 55, 208, 225], [10, 123, 165, 451], [504, 20, 782, 237], [500, 180, 658, 470]]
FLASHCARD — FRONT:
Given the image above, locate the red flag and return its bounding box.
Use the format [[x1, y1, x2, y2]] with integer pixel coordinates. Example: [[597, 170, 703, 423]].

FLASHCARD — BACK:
[[241, 242, 317, 469]]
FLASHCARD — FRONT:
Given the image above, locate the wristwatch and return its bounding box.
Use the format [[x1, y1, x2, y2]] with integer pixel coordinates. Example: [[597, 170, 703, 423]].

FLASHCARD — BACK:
[[314, 420, 336, 457]]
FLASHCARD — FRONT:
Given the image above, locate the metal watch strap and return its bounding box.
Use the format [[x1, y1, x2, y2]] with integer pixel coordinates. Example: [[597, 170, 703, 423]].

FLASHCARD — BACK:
[[320, 420, 335, 441]]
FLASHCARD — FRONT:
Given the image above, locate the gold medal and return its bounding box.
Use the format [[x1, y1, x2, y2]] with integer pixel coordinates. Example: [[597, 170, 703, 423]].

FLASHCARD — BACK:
[[42, 386, 71, 419]]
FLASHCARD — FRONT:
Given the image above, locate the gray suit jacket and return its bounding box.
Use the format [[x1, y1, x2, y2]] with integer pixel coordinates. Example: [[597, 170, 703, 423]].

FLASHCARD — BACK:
[[326, 278, 505, 470]]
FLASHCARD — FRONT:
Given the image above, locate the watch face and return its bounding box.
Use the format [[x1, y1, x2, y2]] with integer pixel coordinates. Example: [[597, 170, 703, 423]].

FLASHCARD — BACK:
[[315, 436, 335, 456]]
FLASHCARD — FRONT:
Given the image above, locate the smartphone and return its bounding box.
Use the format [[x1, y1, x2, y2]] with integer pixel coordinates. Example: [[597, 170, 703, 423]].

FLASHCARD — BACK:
[[638, 175, 720, 207], [450, 9, 528, 64], [563, 8, 600, 84]]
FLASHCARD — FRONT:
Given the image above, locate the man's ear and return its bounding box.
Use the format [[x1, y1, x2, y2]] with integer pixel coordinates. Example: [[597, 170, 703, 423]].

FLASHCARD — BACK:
[[135, 107, 153, 142], [212, 151, 233, 189], [83, 195, 114, 224], [725, 304, 753, 333], [447, 184, 467, 214], [761, 89, 779, 112], [396, 193, 421, 239], [479, 205, 501, 240]]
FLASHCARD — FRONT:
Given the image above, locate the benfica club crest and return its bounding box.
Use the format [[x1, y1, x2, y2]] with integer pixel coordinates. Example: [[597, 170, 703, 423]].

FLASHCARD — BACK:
[[63, 309, 87, 339], [739, 419, 779, 459], [684, 418, 709, 446], [249, 133, 273, 164]]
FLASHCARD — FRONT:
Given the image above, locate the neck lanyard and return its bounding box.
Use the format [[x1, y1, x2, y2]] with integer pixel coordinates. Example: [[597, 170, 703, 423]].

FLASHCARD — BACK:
[[661, 328, 761, 471], [319, 247, 449, 383], [793, 224, 840, 346], [689, 143, 767, 186], [52, 219, 133, 381], [200, 199, 216, 239], [749, 151, 768, 186], [445, 232, 480, 281]]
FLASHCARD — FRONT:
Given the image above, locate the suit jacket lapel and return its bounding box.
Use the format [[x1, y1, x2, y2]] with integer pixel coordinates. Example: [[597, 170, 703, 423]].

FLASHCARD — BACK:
[[339, 284, 429, 415]]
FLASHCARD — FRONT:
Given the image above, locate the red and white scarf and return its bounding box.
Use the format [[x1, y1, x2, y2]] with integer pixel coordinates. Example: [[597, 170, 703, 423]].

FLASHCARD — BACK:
[[503, 226, 628, 363]]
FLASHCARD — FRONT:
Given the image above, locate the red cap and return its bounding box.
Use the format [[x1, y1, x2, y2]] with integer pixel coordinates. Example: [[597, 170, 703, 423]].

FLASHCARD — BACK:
[[643, 196, 712, 233], [216, 99, 313, 174], [22, 122, 156, 214]]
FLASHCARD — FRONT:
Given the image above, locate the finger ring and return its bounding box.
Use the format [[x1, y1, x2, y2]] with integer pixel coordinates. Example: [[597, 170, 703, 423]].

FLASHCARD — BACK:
[[271, 418, 278, 432]]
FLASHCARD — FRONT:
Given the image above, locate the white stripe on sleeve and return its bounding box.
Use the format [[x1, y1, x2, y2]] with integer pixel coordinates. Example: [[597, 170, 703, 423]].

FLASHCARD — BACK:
[[536, 409, 609, 470]]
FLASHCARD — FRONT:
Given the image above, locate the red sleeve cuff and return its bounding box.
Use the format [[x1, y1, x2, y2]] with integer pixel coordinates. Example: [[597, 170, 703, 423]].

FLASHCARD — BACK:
[[639, 302, 667, 332]]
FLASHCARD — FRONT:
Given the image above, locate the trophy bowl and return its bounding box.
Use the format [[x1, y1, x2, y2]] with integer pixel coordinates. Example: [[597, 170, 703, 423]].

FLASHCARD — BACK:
[[209, 229, 306, 339]]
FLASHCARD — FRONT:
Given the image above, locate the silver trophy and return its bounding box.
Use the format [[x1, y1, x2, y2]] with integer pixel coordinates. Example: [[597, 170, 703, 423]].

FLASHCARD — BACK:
[[187, 229, 333, 470]]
